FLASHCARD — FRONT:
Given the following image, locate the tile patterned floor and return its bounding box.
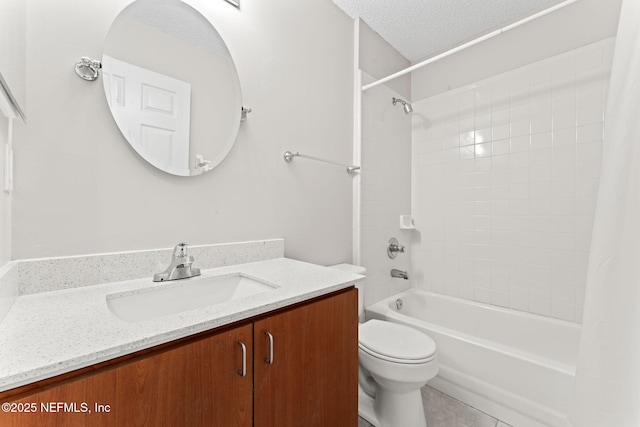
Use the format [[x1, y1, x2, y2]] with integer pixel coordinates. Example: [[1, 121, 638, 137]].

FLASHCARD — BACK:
[[358, 385, 513, 427]]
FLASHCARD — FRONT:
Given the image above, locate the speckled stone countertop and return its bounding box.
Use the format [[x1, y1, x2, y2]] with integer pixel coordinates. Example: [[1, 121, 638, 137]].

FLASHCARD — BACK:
[[0, 258, 363, 392]]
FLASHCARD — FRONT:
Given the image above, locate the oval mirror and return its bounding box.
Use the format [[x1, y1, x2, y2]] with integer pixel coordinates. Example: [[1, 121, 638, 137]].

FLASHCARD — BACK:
[[102, 0, 242, 176]]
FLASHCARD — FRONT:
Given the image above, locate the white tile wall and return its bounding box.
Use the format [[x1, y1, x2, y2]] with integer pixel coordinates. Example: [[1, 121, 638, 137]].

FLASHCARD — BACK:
[[360, 73, 413, 307], [411, 38, 614, 322]]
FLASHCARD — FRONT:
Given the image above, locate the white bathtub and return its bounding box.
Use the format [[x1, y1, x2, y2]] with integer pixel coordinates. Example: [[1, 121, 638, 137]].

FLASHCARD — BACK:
[[365, 288, 581, 427]]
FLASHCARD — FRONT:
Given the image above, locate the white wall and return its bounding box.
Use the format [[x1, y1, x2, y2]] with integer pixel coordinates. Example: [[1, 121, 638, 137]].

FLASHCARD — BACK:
[[359, 20, 410, 100], [0, 0, 27, 115], [0, 0, 26, 267], [0, 117, 10, 266], [13, 0, 354, 265], [360, 73, 413, 306], [358, 21, 413, 306], [411, 38, 613, 322]]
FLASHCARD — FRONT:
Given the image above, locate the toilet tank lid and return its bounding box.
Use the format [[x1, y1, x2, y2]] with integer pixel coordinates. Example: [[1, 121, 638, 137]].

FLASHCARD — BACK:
[[328, 263, 367, 275]]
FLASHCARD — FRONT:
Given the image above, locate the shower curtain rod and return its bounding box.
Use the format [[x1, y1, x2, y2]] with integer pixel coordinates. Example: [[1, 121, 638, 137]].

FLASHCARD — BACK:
[[361, 0, 581, 92]]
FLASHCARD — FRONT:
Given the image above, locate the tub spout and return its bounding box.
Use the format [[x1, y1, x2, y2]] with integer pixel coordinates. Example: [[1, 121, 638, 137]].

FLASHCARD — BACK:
[[391, 269, 408, 280]]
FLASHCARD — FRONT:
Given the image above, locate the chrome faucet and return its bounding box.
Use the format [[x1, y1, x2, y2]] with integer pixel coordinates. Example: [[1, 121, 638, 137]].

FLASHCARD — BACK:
[[153, 242, 201, 282], [391, 269, 409, 280]]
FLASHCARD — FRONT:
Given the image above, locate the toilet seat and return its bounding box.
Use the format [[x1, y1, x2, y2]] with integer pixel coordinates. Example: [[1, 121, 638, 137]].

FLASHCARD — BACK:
[[359, 320, 437, 364]]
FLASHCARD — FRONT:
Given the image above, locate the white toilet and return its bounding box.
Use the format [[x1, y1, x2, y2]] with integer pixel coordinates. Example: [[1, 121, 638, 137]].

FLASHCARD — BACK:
[[329, 264, 438, 427]]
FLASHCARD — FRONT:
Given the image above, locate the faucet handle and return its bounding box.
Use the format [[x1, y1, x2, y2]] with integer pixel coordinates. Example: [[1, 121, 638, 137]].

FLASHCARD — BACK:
[[387, 237, 405, 259], [173, 242, 189, 258]]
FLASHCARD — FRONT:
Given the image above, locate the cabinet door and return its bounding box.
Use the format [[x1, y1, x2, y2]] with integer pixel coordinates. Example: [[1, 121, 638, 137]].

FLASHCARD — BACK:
[[254, 288, 358, 427], [1, 323, 253, 427]]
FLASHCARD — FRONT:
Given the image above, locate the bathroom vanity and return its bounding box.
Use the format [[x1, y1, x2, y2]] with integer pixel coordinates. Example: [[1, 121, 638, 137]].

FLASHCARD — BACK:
[[0, 251, 361, 426]]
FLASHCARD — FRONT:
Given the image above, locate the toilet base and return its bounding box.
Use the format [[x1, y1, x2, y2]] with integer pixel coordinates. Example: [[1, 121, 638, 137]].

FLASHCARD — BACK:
[[358, 384, 379, 425], [358, 383, 427, 427]]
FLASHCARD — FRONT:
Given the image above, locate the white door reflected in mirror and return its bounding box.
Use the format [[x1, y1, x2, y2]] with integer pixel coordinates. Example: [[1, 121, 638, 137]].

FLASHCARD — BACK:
[[103, 56, 192, 176]]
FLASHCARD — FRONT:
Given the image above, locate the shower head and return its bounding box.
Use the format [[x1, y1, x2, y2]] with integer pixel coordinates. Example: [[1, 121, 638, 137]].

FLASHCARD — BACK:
[[392, 97, 413, 114]]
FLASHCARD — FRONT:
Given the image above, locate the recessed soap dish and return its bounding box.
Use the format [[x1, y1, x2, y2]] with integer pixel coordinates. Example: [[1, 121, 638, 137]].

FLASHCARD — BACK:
[[399, 215, 415, 230]]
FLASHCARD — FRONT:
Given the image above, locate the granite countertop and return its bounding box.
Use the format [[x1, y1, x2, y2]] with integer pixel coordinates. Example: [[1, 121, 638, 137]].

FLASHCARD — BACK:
[[0, 258, 362, 392]]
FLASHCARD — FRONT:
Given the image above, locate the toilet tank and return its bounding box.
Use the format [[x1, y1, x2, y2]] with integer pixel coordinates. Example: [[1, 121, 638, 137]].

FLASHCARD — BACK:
[[328, 264, 366, 322]]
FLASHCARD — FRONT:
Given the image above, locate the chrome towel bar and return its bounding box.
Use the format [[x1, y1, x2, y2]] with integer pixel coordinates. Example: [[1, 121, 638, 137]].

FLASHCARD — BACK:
[[283, 151, 360, 175]]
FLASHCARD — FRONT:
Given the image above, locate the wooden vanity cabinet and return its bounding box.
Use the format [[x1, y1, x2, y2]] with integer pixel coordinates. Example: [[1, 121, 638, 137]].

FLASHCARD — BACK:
[[1, 323, 254, 427], [0, 287, 357, 427], [254, 287, 358, 427]]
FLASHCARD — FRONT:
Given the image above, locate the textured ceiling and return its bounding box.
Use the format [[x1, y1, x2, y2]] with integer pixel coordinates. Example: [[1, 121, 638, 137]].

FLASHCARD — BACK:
[[332, 0, 568, 63]]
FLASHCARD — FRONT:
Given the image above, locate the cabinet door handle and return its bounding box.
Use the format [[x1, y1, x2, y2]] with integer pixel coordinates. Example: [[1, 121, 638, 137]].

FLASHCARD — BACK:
[[237, 340, 247, 377], [264, 331, 274, 364]]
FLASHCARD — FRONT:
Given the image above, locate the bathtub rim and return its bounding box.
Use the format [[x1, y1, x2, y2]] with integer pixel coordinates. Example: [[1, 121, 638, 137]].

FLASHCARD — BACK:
[[374, 288, 582, 330], [366, 288, 580, 374]]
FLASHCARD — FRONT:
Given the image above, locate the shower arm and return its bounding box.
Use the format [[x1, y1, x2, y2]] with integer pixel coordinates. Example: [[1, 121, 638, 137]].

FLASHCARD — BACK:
[[392, 97, 413, 114], [393, 97, 406, 107]]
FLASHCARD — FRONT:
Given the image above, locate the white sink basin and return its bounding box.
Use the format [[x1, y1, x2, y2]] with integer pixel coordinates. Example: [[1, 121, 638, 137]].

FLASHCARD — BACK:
[[107, 274, 278, 322]]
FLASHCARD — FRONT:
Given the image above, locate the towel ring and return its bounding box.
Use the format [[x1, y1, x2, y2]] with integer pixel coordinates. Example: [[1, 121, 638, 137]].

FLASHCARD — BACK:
[[74, 57, 102, 81]]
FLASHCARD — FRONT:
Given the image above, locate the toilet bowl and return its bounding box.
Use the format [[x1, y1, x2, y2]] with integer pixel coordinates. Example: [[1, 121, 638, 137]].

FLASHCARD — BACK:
[[328, 264, 439, 427], [359, 319, 438, 427]]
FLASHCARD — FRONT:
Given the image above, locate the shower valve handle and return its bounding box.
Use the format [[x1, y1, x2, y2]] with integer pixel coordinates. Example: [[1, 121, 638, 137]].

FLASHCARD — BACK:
[[387, 237, 405, 258]]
